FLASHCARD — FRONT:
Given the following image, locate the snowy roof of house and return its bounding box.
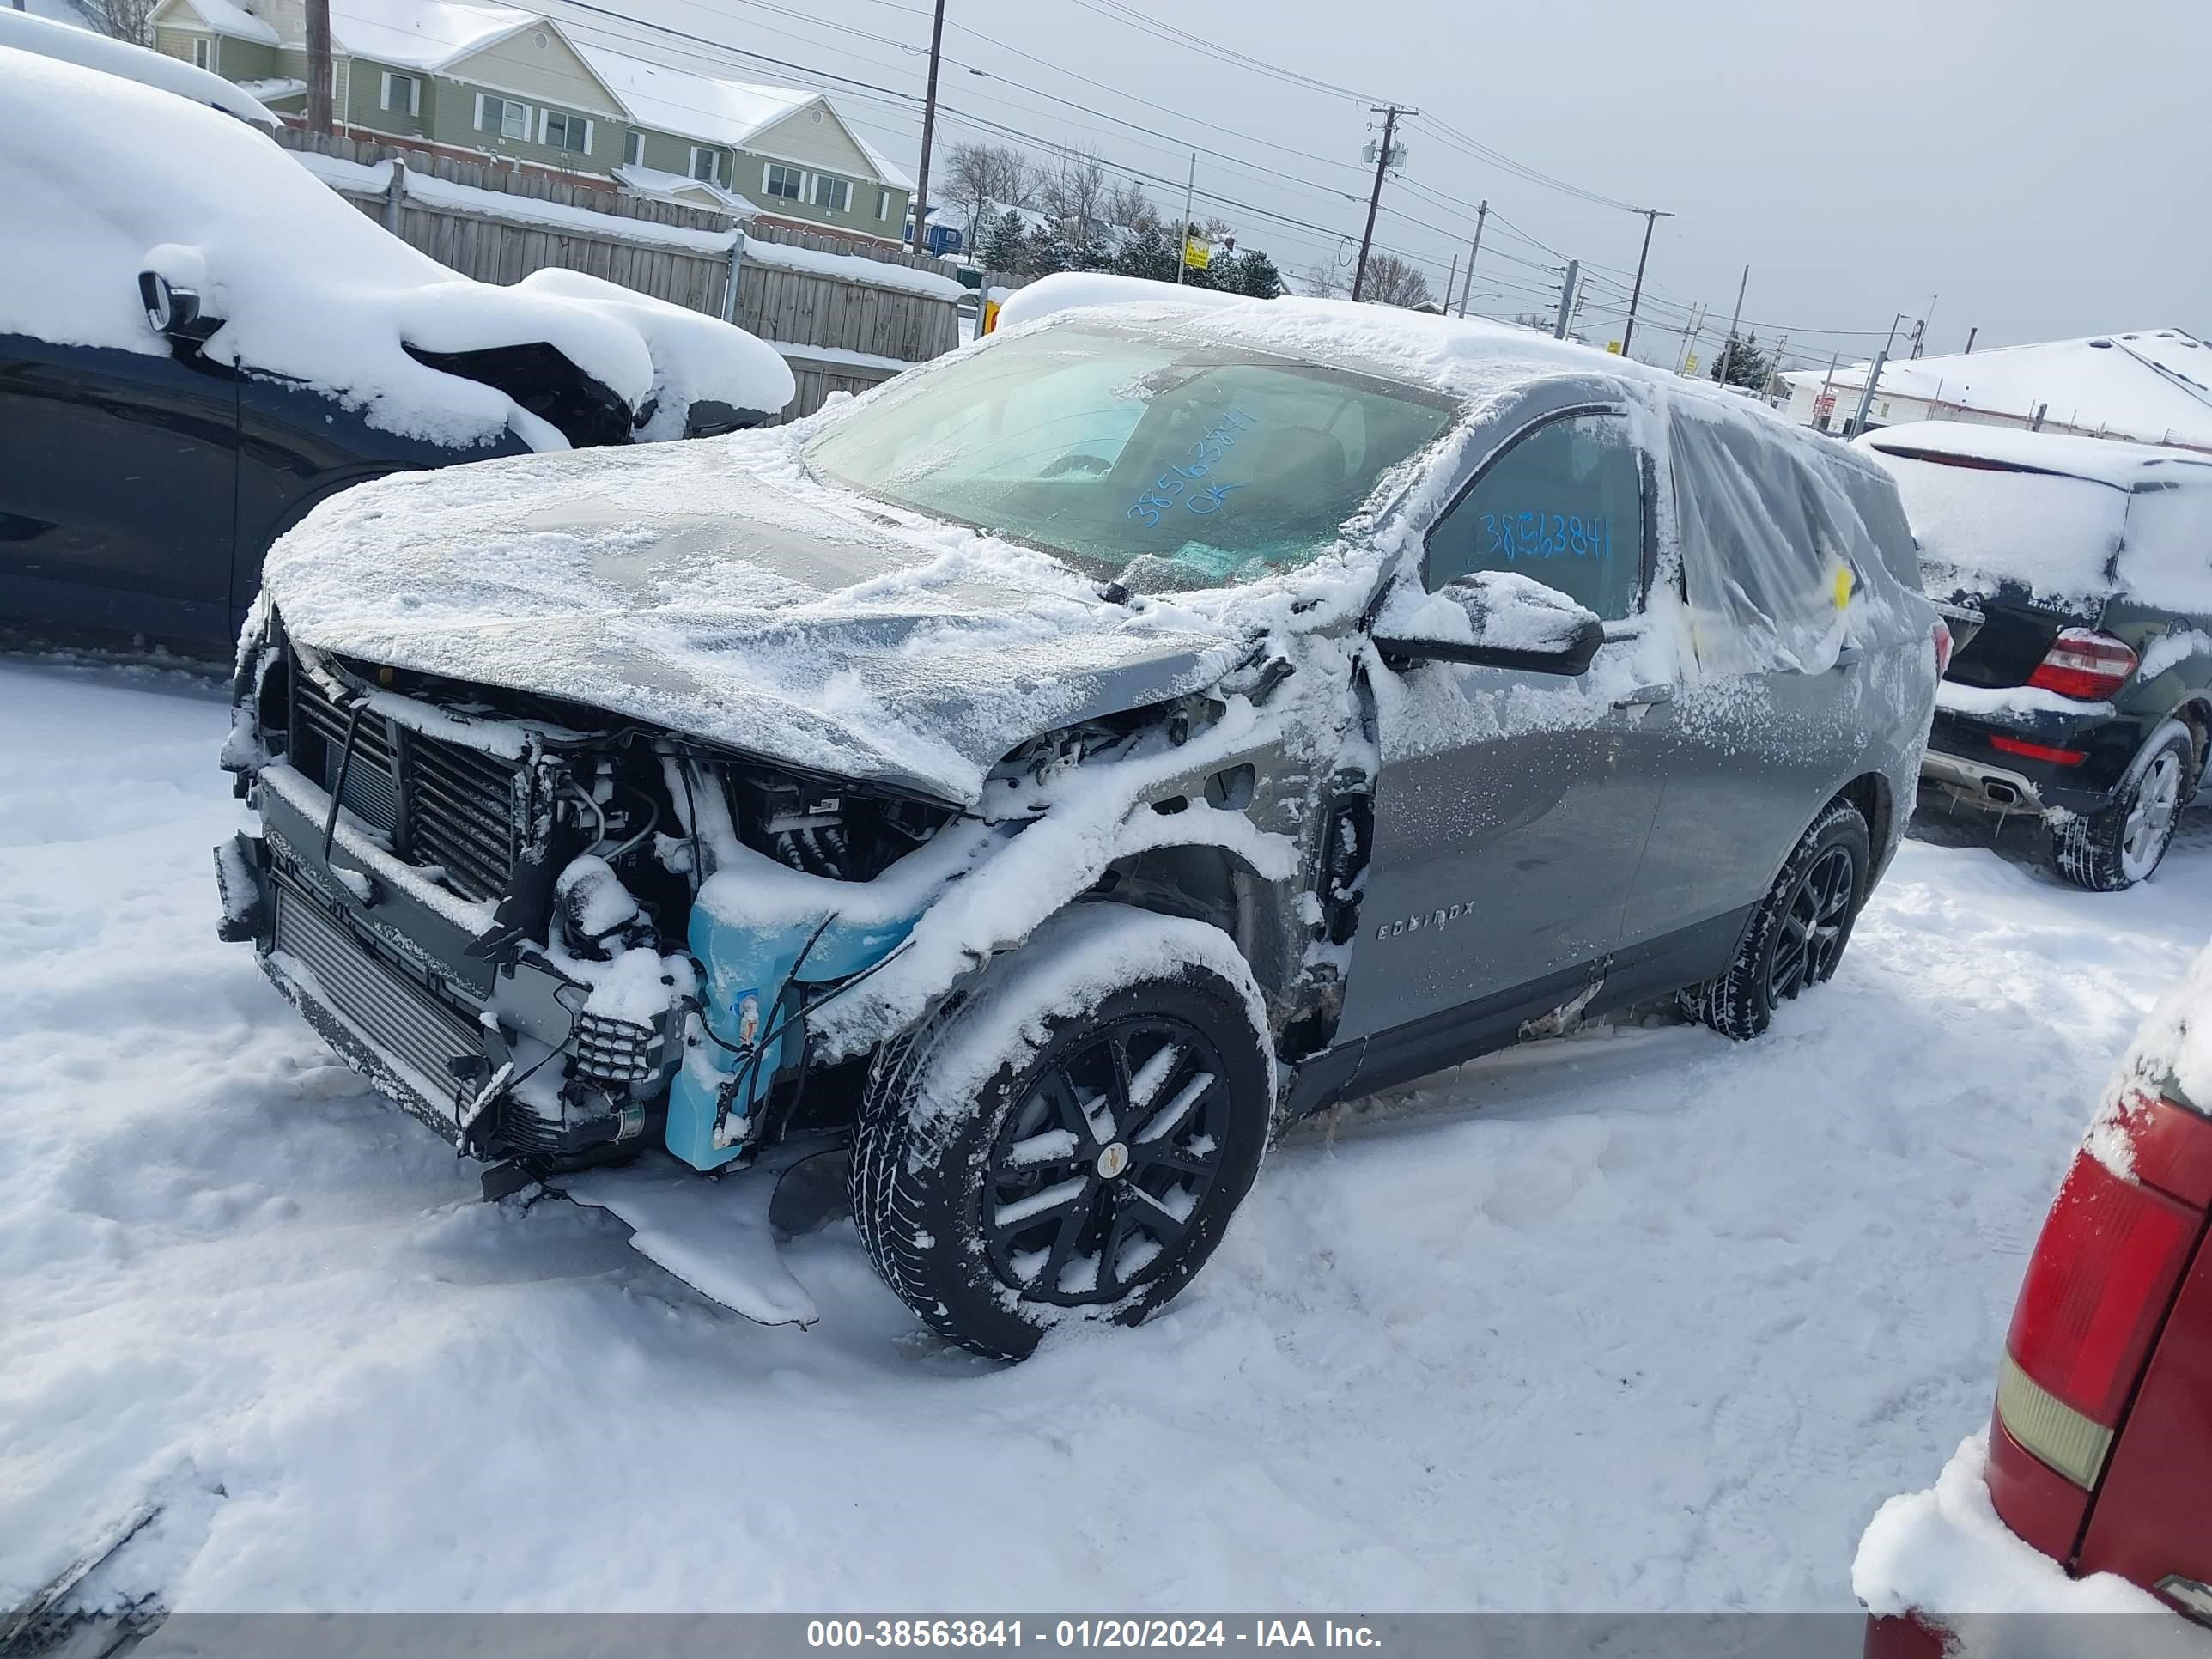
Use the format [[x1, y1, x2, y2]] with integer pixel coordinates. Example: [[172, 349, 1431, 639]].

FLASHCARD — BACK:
[[184, 0, 279, 43], [1785, 328, 2212, 447], [613, 161, 759, 217], [580, 47, 910, 189], [330, 0, 539, 70]]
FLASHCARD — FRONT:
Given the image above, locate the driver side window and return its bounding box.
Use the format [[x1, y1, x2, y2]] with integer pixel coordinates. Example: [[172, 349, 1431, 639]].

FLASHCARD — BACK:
[[1426, 411, 1647, 621]]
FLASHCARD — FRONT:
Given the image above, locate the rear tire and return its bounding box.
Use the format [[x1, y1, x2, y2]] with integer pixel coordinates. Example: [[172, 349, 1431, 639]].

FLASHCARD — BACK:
[[2050, 720, 2193, 891], [849, 905, 1273, 1361], [1680, 799, 1870, 1042]]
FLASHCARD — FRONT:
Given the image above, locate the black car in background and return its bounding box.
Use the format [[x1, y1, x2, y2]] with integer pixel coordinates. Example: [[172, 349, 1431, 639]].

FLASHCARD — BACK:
[[1860, 422, 2212, 890], [0, 41, 793, 657]]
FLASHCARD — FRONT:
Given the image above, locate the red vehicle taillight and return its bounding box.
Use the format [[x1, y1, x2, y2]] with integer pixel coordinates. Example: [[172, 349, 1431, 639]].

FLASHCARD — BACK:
[[1988, 733, 2089, 767], [1994, 1091, 2209, 1513], [2026, 629, 2138, 701], [1932, 620, 1954, 679]]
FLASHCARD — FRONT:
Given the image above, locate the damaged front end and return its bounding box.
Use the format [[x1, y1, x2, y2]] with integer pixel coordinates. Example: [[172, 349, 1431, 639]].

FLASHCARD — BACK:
[[217, 610, 959, 1181]]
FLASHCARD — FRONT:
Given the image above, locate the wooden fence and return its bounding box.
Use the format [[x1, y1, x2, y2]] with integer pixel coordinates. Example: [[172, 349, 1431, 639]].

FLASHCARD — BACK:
[[276, 128, 962, 418]]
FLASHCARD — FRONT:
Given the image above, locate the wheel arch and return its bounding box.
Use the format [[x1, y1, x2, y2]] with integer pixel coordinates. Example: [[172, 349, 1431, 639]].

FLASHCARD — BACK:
[[1833, 769, 1898, 881], [1091, 839, 1304, 1014]]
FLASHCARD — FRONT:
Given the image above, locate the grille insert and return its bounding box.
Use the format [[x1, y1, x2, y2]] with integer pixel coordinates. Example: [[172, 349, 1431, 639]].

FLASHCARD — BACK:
[[271, 882, 478, 1115], [291, 663, 522, 901]]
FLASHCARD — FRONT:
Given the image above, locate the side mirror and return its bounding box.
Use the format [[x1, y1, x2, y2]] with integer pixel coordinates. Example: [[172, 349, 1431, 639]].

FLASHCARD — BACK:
[[1372, 573, 1606, 677], [138, 270, 220, 343]]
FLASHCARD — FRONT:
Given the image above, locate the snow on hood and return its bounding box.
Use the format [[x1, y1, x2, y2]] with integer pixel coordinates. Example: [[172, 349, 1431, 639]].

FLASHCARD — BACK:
[[0, 48, 793, 451], [263, 430, 1253, 804]]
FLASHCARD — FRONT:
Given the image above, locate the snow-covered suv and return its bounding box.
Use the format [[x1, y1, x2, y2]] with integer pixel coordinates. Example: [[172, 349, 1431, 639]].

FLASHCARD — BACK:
[[216, 283, 1941, 1358]]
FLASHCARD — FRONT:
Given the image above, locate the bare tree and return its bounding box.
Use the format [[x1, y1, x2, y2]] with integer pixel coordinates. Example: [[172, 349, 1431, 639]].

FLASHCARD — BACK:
[[1358, 253, 1433, 309], [1102, 179, 1158, 234], [943, 142, 1033, 240], [1300, 264, 1351, 299], [74, 0, 160, 44], [1036, 148, 1110, 237]]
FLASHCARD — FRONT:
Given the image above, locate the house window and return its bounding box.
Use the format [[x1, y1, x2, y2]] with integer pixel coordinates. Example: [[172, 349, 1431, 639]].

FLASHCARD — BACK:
[[477, 94, 531, 140], [875, 189, 891, 222], [541, 109, 592, 155], [811, 174, 851, 212], [191, 36, 212, 69], [690, 146, 725, 185], [624, 130, 645, 167], [763, 162, 804, 201], [380, 71, 419, 116]]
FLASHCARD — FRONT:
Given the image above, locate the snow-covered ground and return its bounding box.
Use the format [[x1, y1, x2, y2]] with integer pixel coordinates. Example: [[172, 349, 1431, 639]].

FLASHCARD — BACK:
[[4, 652, 2208, 1617]]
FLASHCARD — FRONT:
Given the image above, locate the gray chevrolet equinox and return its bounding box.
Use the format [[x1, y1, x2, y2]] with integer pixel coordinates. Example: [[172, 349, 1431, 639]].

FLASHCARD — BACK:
[[217, 293, 1940, 1358]]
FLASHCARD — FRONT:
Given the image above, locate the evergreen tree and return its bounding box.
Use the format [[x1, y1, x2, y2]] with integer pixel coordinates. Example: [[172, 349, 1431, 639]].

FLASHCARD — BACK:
[[1020, 224, 1067, 277], [1709, 331, 1774, 390], [1114, 224, 1179, 283], [978, 210, 1027, 272], [1220, 249, 1284, 299]]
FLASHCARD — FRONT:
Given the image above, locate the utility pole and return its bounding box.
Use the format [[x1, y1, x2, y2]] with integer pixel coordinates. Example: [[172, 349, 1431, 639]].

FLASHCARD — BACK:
[[1714, 264, 1748, 386], [1351, 104, 1412, 303], [1763, 333, 1789, 398], [1848, 350, 1888, 437], [1456, 200, 1487, 318], [1674, 302, 1705, 375], [1553, 260, 1578, 339], [1882, 312, 1906, 357], [1815, 348, 1840, 430], [1619, 206, 1673, 360], [908, 0, 947, 256], [307, 0, 333, 134], [1442, 253, 1457, 316], [1964, 326, 1978, 356], [1174, 152, 1195, 285]]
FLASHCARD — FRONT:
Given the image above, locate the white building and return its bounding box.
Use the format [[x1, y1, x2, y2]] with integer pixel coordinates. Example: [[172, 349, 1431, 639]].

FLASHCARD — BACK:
[[1780, 328, 2212, 455]]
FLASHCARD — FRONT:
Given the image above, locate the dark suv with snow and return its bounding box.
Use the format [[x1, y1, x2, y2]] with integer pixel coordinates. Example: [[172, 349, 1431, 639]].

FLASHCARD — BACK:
[[1861, 422, 2212, 890], [216, 286, 1940, 1358], [0, 44, 787, 654]]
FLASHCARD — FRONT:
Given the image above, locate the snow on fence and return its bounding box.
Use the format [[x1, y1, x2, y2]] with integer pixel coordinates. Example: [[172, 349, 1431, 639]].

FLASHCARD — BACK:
[[276, 128, 962, 419]]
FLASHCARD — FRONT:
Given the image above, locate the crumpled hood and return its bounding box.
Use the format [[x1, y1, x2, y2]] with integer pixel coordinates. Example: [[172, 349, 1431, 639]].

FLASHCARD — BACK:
[[260, 435, 1249, 804]]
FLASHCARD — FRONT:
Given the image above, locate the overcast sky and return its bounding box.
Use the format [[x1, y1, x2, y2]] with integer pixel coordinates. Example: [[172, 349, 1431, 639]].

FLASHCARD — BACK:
[[552, 0, 2209, 372]]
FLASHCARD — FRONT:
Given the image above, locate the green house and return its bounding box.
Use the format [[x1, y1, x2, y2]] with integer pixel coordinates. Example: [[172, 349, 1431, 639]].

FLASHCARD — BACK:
[[150, 0, 913, 241]]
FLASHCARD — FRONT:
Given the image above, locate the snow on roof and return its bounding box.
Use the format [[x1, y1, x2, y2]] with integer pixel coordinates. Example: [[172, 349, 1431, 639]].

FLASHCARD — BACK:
[[614, 161, 760, 217], [1789, 330, 2212, 447], [1857, 420, 2212, 489], [176, 0, 280, 45], [326, 0, 538, 72], [0, 47, 791, 447], [583, 48, 811, 150], [0, 7, 279, 123]]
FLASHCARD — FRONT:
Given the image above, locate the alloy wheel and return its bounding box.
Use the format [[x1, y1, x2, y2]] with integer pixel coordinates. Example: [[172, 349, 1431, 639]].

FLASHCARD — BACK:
[[1767, 845, 1856, 1006], [983, 1017, 1229, 1306], [2121, 750, 2185, 882]]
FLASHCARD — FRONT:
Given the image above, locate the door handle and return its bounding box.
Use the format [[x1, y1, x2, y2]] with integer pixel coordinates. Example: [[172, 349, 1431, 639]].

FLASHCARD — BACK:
[[1834, 646, 1863, 669], [1612, 684, 1674, 708]]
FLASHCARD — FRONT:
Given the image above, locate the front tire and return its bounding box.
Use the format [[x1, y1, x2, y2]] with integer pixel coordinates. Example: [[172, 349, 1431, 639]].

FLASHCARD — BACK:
[[1680, 798, 1870, 1041], [2050, 720, 2193, 891], [849, 905, 1273, 1360]]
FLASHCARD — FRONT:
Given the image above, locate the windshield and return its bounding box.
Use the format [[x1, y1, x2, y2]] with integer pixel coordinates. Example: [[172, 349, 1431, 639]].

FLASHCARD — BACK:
[[804, 324, 1456, 592]]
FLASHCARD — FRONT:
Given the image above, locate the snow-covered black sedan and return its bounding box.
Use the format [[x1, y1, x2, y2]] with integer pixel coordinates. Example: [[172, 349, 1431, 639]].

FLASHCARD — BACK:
[[0, 40, 792, 654]]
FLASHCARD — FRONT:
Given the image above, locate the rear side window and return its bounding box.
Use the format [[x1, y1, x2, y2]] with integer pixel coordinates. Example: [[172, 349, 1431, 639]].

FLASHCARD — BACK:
[[1670, 409, 1912, 672], [1427, 411, 1646, 622]]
